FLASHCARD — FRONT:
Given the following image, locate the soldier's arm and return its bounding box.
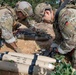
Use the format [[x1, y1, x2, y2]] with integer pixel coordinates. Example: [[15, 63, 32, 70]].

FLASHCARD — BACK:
[[55, 21, 75, 54], [13, 21, 21, 31]]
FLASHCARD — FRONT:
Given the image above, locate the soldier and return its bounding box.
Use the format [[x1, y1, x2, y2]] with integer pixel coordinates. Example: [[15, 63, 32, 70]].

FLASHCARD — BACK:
[[34, 1, 76, 68], [35, 2, 54, 23], [0, 1, 33, 52], [34, 2, 55, 39], [15, 1, 34, 29], [34, 2, 55, 37], [34, 2, 55, 50], [0, 5, 20, 52]]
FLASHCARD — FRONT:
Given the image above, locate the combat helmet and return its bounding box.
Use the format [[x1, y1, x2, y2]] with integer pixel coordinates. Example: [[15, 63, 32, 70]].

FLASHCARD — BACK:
[[34, 2, 52, 18], [15, 1, 33, 16]]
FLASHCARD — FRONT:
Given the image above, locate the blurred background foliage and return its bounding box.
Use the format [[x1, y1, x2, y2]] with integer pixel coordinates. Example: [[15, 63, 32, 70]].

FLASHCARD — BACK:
[[0, 0, 59, 9]]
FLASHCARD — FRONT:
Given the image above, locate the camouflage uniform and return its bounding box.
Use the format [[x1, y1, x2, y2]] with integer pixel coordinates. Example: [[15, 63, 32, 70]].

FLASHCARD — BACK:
[[34, 2, 54, 33], [34, 2, 76, 54], [33, 3, 55, 49], [0, 8, 16, 44], [18, 17, 35, 29], [52, 5, 76, 54], [35, 2, 76, 67]]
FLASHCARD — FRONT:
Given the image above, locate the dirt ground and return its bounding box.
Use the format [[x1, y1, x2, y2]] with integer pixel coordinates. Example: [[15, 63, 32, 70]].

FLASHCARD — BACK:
[[0, 39, 53, 54], [0, 23, 55, 75]]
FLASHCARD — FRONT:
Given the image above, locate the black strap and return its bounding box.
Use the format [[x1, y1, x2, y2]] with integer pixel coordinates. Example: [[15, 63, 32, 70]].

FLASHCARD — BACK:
[[0, 53, 4, 60], [28, 54, 38, 75], [0, 51, 9, 60], [55, 0, 70, 23], [53, 0, 70, 38]]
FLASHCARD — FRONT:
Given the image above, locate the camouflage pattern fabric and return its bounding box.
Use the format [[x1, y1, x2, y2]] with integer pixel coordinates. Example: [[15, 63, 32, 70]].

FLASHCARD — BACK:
[[57, 8, 76, 53], [53, 6, 76, 67], [0, 8, 15, 43], [18, 17, 38, 31], [18, 18, 31, 28]]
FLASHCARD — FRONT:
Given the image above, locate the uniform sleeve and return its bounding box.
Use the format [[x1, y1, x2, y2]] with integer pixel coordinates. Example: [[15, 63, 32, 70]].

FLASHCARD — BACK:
[[57, 25, 76, 54], [57, 8, 76, 54], [0, 11, 16, 43]]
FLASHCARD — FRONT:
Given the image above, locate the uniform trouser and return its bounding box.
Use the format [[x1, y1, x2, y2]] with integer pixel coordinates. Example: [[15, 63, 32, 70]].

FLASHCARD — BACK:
[[0, 12, 16, 43]]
